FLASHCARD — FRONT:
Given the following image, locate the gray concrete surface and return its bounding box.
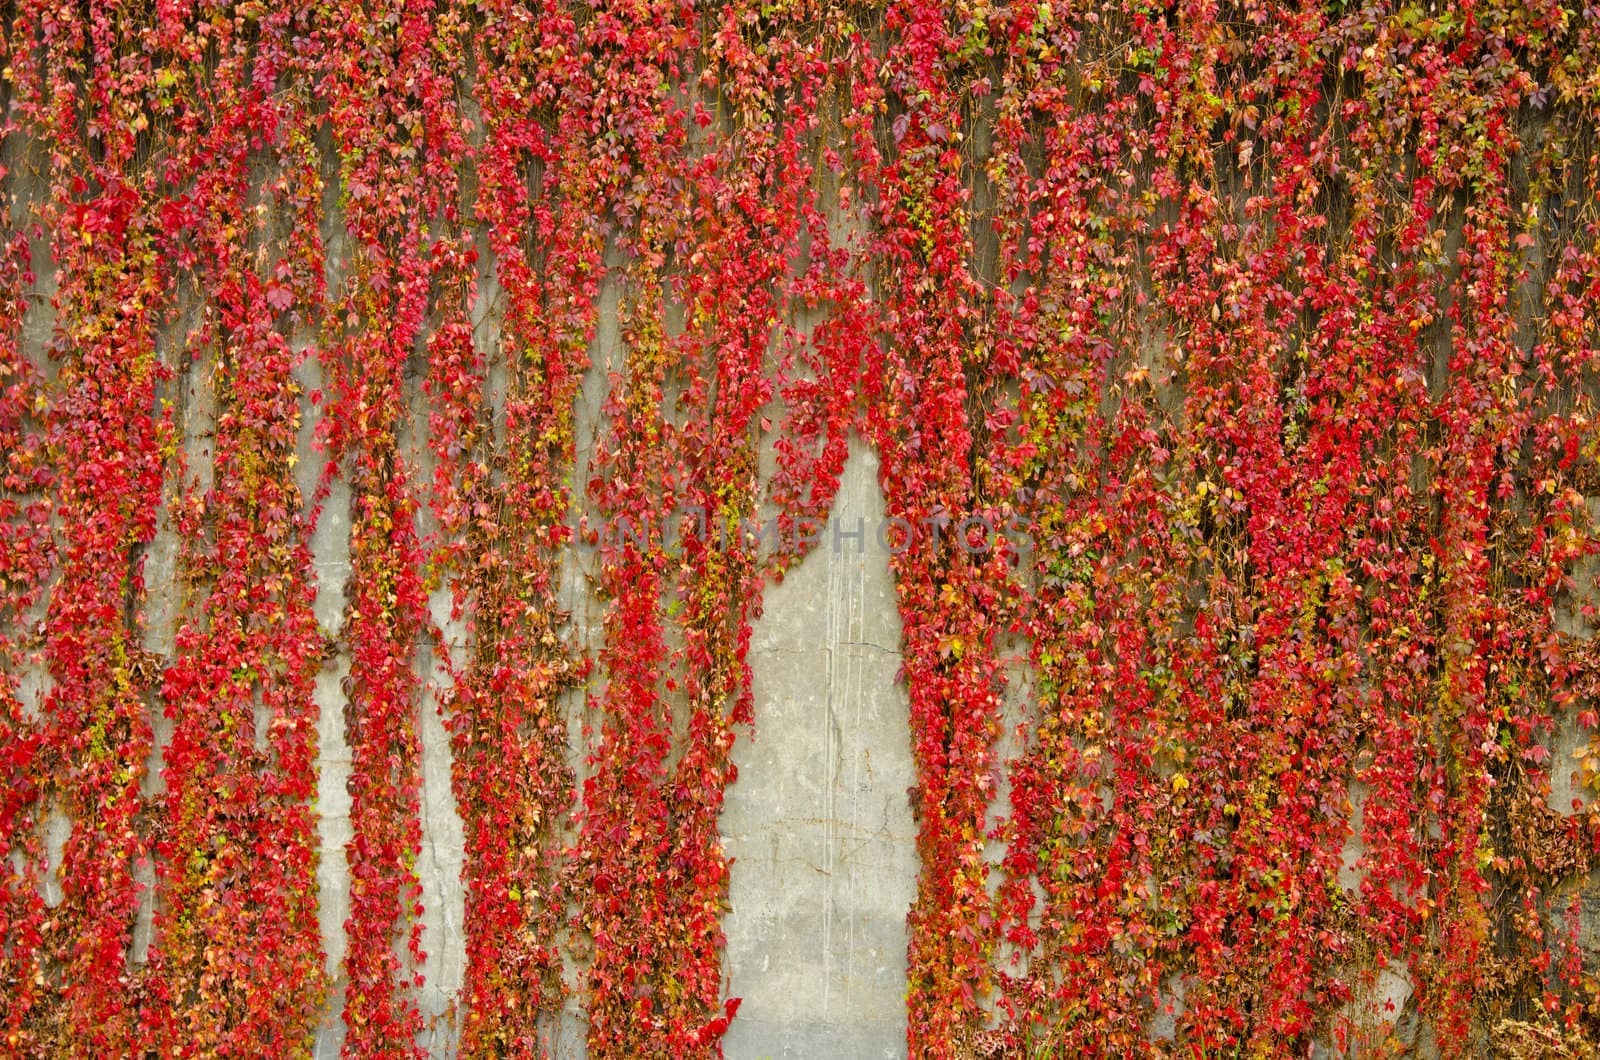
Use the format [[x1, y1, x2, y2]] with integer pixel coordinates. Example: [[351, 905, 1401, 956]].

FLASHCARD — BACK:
[[721, 443, 918, 1060]]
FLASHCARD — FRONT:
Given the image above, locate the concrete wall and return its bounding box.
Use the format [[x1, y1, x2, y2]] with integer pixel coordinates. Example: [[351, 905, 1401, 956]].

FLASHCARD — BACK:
[[20, 300, 1600, 1056], [8, 135, 1600, 1060], [292, 427, 917, 1058], [254, 215, 921, 1057], [721, 444, 918, 1060]]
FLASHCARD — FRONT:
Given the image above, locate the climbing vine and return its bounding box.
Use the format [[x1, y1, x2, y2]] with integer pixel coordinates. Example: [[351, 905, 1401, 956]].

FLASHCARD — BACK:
[[4, 0, 1600, 1056]]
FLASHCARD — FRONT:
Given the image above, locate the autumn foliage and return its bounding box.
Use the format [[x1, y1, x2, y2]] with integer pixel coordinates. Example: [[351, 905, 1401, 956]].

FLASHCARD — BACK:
[[4, 0, 1600, 1056]]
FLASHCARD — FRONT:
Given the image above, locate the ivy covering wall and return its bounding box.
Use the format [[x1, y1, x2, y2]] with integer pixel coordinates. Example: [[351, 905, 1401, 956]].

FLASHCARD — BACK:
[[3, 0, 1600, 1055]]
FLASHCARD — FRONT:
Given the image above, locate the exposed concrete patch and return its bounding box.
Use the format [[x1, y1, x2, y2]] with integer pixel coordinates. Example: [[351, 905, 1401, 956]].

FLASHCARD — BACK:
[[469, 233, 505, 403], [312, 656, 353, 1057], [39, 802, 70, 909], [139, 513, 184, 664], [1578, 867, 1600, 975], [1548, 706, 1593, 817], [1315, 960, 1416, 1059], [14, 664, 49, 724], [175, 344, 219, 501], [313, 988, 347, 1060], [721, 441, 917, 1060], [543, 1008, 590, 1060], [293, 349, 352, 640], [292, 347, 327, 512], [303, 343, 355, 998], [1148, 973, 1187, 1042], [314, 656, 353, 976], [297, 343, 358, 1058], [129, 847, 157, 967], [309, 474, 352, 640], [1554, 498, 1600, 640], [251, 685, 272, 756], [8, 131, 59, 384], [1549, 498, 1600, 817], [417, 583, 467, 1044], [1338, 777, 1370, 894]]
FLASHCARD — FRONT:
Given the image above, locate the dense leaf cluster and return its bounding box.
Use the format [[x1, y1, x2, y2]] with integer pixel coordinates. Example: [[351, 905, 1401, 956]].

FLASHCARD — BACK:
[[3, 0, 1600, 1056]]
